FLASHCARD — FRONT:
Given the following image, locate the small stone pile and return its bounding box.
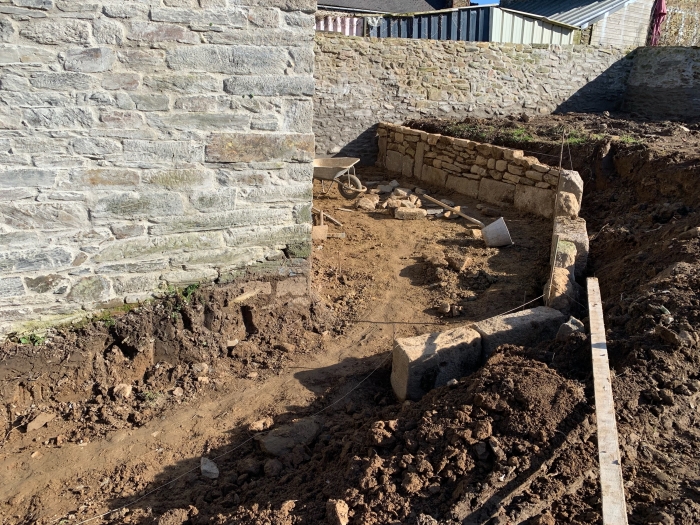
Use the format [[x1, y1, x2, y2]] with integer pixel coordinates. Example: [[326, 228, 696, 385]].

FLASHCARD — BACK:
[[355, 179, 457, 221]]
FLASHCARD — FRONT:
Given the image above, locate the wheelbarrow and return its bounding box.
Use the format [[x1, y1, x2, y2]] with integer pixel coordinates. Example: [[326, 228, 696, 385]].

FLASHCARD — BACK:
[[313, 157, 366, 199]]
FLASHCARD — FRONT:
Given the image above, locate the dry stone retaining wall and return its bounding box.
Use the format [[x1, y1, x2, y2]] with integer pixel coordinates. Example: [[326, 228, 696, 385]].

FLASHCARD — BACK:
[[314, 33, 632, 163], [0, 0, 315, 336], [378, 122, 569, 219]]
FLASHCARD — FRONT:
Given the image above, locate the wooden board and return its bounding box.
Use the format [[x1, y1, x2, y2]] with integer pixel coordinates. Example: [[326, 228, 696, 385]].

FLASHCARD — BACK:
[[587, 278, 629, 525]]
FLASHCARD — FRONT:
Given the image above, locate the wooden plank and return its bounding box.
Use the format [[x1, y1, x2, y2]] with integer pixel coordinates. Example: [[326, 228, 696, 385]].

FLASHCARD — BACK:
[[587, 278, 629, 525]]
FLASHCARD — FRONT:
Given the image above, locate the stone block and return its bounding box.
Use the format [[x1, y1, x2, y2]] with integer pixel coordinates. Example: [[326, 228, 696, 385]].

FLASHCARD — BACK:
[[395, 208, 427, 220], [514, 184, 555, 218], [495, 160, 508, 171], [553, 217, 589, 280], [67, 276, 111, 303], [0, 277, 24, 298], [478, 178, 515, 206], [127, 21, 198, 44], [92, 192, 185, 219], [124, 140, 203, 163], [224, 76, 314, 97], [167, 45, 290, 75], [473, 306, 567, 358], [445, 175, 479, 198], [30, 72, 92, 90], [0, 169, 55, 188], [413, 141, 425, 178], [24, 274, 68, 294], [552, 239, 577, 277], [385, 150, 403, 173], [545, 267, 577, 314], [421, 165, 448, 187], [555, 191, 581, 218], [130, 94, 170, 112], [559, 170, 584, 205], [206, 133, 313, 163], [64, 47, 115, 73], [23, 108, 93, 129], [401, 155, 414, 178], [20, 19, 90, 45], [391, 326, 482, 401], [161, 269, 218, 285]]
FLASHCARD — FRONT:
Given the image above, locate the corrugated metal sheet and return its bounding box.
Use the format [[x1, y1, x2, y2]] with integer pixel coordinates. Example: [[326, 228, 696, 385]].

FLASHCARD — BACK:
[[316, 16, 365, 36], [366, 6, 492, 41], [492, 8, 575, 44], [317, 1, 449, 15], [500, 0, 639, 28]]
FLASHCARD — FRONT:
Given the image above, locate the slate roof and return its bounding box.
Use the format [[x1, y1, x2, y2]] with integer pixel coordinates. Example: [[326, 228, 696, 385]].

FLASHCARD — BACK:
[[501, 0, 641, 28], [317, 0, 451, 14]]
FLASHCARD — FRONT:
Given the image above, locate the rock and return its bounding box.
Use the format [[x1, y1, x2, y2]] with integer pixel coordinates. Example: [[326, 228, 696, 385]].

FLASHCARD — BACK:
[[377, 184, 393, 194], [414, 187, 427, 195], [437, 302, 451, 314], [426, 253, 448, 268], [391, 326, 482, 401], [249, 417, 274, 432], [443, 206, 461, 220], [356, 196, 377, 211], [545, 267, 576, 314], [237, 458, 261, 475], [26, 412, 55, 432], [112, 383, 132, 400], [256, 418, 320, 457], [534, 513, 556, 525], [64, 47, 116, 73], [556, 317, 585, 341], [395, 208, 427, 220], [326, 499, 349, 525], [479, 206, 501, 217], [383, 197, 402, 209], [157, 508, 189, 525], [447, 254, 472, 272], [200, 457, 219, 479], [227, 339, 239, 349], [679, 227, 700, 240], [264, 458, 283, 477], [556, 191, 581, 218], [191, 362, 208, 375], [392, 188, 410, 198], [389, 180, 400, 188], [172, 387, 184, 397], [417, 514, 439, 525], [656, 325, 682, 346], [398, 200, 416, 208]]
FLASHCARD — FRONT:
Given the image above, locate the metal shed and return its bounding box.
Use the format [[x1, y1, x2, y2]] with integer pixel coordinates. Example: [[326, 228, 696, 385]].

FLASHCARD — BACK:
[[492, 7, 577, 44]]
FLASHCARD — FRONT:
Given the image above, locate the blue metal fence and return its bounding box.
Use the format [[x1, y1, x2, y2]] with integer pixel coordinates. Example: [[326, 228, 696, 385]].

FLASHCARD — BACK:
[[366, 6, 492, 42]]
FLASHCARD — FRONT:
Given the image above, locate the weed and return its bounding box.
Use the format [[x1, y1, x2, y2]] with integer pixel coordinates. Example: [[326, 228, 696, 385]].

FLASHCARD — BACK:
[[182, 283, 199, 303], [504, 127, 533, 143], [566, 130, 588, 145], [18, 333, 45, 346], [140, 391, 160, 404], [618, 134, 643, 145], [96, 312, 116, 327]]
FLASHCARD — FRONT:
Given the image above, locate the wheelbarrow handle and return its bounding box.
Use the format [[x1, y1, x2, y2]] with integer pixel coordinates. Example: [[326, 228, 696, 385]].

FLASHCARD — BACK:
[[422, 194, 486, 228]]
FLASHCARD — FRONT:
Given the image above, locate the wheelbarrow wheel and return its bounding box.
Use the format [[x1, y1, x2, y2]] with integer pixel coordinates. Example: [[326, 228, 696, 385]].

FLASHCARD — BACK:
[[338, 174, 363, 199]]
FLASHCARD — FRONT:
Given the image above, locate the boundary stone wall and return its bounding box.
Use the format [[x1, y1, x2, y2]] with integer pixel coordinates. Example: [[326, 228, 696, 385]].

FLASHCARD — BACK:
[[378, 122, 567, 219], [0, 0, 315, 336], [314, 33, 632, 164]]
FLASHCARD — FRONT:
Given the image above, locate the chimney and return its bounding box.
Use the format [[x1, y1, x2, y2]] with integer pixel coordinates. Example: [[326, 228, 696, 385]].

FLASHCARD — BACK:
[[450, 0, 471, 7]]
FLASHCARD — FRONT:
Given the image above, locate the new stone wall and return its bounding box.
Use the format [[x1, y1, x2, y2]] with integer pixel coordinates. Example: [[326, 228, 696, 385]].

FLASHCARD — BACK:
[[0, 0, 315, 336], [378, 122, 567, 219], [314, 33, 632, 163]]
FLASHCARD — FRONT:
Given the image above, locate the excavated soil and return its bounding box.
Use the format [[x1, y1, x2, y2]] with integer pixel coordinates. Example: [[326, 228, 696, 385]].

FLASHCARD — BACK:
[[1, 112, 699, 525]]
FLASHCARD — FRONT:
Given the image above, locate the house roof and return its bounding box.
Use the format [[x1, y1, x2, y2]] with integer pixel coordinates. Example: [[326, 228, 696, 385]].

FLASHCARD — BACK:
[[317, 0, 451, 15], [500, 0, 642, 28]]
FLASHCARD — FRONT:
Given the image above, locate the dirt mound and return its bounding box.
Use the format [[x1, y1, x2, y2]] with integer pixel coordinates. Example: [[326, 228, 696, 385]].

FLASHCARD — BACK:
[[130, 341, 596, 525], [0, 280, 332, 446]]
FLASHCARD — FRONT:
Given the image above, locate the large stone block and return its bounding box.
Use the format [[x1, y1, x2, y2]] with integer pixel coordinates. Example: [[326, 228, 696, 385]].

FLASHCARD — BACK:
[[206, 133, 314, 163], [67, 276, 111, 303], [472, 306, 567, 358], [223, 76, 314, 97], [514, 184, 555, 218], [20, 19, 90, 45], [391, 326, 482, 401], [445, 175, 479, 198], [127, 21, 198, 44], [552, 217, 589, 280], [0, 202, 88, 230], [385, 150, 403, 173], [93, 232, 224, 263], [421, 165, 447, 186], [92, 192, 185, 219], [29, 72, 93, 90], [0, 168, 55, 188], [559, 170, 584, 205], [123, 140, 203, 163], [22, 108, 93, 129], [166, 46, 290, 75], [0, 247, 73, 273], [64, 47, 116, 73], [478, 178, 515, 205]]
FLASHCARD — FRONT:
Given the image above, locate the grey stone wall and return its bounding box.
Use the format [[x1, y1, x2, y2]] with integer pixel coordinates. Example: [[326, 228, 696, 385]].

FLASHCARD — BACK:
[[0, 0, 315, 336], [623, 46, 700, 120], [314, 34, 632, 164]]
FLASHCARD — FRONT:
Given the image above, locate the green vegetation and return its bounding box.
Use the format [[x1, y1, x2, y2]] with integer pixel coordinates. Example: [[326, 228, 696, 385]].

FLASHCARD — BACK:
[[504, 127, 533, 143], [18, 332, 45, 346], [618, 134, 643, 145]]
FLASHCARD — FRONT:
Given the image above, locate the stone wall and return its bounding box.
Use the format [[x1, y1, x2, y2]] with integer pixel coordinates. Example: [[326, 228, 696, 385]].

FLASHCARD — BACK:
[[378, 122, 570, 219], [314, 33, 632, 163], [659, 0, 700, 46], [0, 0, 315, 336], [623, 46, 700, 120]]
